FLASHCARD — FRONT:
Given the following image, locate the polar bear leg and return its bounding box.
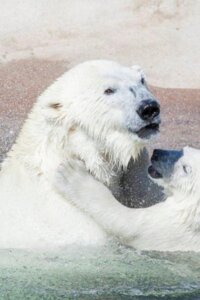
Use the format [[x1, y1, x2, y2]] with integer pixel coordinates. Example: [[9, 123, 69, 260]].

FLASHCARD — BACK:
[[54, 162, 140, 240]]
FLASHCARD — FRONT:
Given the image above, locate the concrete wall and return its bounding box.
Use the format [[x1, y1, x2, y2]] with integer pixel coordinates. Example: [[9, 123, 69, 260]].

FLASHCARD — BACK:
[[0, 0, 199, 88]]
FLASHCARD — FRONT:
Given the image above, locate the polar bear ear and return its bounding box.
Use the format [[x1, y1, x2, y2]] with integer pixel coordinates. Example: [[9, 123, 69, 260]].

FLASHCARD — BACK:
[[131, 65, 146, 80], [48, 102, 63, 110], [41, 101, 64, 123]]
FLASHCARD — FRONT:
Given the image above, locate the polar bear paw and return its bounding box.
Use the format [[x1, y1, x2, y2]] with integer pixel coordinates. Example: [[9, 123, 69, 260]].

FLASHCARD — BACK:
[[54, 159, 102, 208]]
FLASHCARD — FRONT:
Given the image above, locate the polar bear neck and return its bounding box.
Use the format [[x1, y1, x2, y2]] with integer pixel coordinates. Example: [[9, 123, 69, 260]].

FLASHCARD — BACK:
[[100, 129, 144, 167], [5, 107, 69, 178], [4, 104, 144, 185], [172, 192, 200, 232], [68, 126, 144, 185]]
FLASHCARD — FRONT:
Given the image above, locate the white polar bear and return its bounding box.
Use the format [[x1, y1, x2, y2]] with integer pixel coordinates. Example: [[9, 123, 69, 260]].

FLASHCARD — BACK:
[[58, 147, 200, 252], [0, 60, 160, 249]]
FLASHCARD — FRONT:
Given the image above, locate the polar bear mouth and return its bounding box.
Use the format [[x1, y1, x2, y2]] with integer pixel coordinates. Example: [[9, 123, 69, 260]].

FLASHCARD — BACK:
[[148, 165, 163, 179], [136, 123, 160, 139]]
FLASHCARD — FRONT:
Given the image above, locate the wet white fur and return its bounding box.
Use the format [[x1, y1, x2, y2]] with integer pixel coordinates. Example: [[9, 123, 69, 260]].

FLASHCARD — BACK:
[[56, 147, 200, 252], [0, 60, 152, 249]]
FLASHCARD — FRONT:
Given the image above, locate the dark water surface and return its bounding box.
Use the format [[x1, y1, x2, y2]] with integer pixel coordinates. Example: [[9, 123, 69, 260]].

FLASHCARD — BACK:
[[0, 244, 199, 300]]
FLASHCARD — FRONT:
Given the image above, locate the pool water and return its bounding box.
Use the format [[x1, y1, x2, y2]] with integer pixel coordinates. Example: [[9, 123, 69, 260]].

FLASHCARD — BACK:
[[0, 243, 199, 300]]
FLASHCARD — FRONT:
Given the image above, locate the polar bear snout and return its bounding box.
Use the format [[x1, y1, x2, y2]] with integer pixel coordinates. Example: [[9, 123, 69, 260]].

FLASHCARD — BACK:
[[134, 99, 160, 139], [149, 149, 183, 179], [137, 99, 160, 121]]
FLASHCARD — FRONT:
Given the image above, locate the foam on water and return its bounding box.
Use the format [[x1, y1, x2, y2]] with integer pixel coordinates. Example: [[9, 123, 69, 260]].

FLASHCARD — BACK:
[[0, 243, 199, 299]]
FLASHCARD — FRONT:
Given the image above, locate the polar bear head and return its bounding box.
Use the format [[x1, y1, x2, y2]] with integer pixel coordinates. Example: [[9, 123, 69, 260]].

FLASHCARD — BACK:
[[39, 60, 160, 169], [148, 147, 200, 198]]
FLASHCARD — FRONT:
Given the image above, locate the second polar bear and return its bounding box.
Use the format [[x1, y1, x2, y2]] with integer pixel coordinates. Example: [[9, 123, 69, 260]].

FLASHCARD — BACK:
[[0, 60, 160, 248], [57, 147, 200, 252]]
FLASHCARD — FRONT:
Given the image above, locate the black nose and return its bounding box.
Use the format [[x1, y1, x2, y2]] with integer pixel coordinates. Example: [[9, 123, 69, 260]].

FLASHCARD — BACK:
[[150, 149, 183, 179], [151, 149, 183, 164], [137, 99, 160, 121], [152, 149, 170, 162]]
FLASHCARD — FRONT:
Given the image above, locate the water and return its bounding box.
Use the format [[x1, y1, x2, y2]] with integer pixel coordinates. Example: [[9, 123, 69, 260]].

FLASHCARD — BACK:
[[0, 243, 199, 300]]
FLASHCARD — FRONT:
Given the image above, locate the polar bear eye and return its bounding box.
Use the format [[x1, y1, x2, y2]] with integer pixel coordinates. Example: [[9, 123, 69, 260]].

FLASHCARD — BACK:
[[183, 165, 192, 174], [141, 77, 145, 85], [104, 88, 116, 95]]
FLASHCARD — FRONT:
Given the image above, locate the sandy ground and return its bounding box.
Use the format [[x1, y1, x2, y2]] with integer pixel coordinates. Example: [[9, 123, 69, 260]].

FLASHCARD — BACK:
[[0, 0, 199, 89], [0, 59, 200, 163]]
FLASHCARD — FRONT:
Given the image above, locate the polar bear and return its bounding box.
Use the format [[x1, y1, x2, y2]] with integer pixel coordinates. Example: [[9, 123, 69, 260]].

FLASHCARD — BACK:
[[0, 60, 160, 248], [58, 146, 200, 252]]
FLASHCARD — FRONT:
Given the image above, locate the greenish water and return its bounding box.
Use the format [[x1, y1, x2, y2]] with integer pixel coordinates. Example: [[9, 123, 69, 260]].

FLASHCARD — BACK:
[[0, 244, 199, 300]]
